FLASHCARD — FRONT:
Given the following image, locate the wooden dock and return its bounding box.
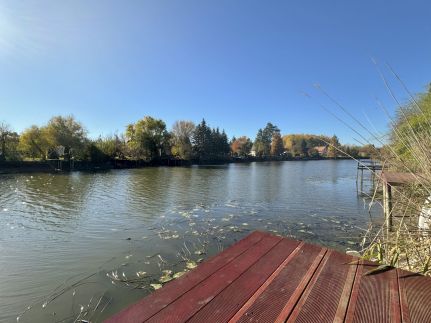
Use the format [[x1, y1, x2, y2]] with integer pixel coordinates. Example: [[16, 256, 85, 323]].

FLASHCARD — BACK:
[[356, 161, 382, 195], [381, 172, 420, 231], [105, 231, 431, 323]]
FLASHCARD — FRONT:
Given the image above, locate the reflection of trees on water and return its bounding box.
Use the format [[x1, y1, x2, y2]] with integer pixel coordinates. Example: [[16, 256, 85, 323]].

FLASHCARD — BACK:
[[125, 167, 228, 220], [4, 173, 94, 227]]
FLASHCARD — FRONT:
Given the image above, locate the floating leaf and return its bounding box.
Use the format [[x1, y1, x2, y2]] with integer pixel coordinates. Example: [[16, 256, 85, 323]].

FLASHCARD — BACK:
[[186, 261, 197, 269], [150, 283, 163, 290], [159, 275, 173, 283], [173, 271, 186, 279], [136, 271, 147, 278]]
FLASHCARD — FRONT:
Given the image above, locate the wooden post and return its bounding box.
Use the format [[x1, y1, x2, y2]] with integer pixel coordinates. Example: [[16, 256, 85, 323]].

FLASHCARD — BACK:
[[383, 181, 393, 232], [356, 164, 359, 193], [360, 168, 364, 194]]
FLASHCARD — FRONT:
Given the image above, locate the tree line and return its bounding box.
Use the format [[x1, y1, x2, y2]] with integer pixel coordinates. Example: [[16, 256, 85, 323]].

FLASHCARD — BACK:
[[0, 115, 372, 164]]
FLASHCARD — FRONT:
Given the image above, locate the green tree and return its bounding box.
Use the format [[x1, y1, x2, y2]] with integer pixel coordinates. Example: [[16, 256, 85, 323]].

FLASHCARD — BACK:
[[19, 125, 48, 159], [327, 135, 340, 158], [126, 116, 170, 160], [44, 116, 87, 160], [94, 134, 125, 159], [83, 142, 109, 163], [391, 85, 431, 161], [254, 123, 279, 156], [0, 122, 20, 161], [171, 121, 195, 160], [192, 119, 212, 161], [0, 122, 12, 161], [270, 132, 284, 156], [210, 128, 230, 158], [253, 129, 265, 157]]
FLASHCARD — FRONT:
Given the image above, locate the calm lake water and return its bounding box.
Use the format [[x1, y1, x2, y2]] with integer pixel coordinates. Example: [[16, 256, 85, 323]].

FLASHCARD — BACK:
[[0, 160, 381, 322]]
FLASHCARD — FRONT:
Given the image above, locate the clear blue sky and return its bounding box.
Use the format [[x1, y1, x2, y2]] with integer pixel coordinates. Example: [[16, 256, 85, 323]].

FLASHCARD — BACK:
[[0, 1, 430, 145]]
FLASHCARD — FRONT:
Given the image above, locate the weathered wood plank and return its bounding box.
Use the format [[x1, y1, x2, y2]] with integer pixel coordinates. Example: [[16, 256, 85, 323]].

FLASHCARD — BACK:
[[398, 269, 431, 323], [287, 251, 356, 323], [234, 243, 325, 323], [146, 234, 282, 322], [188, 238, 301, 322], [348, 261, 400, 323], [381, 172, 418, 186], [105, 231, 267, 323]]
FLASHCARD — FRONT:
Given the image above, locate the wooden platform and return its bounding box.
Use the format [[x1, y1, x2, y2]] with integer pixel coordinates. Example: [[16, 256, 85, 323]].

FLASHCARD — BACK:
[[381, 172, 418, 186], [105, 231, 431, 323]]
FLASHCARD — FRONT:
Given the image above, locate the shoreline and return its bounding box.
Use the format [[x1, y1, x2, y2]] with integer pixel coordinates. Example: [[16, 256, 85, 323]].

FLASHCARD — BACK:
[[0, 156, 364, 175]]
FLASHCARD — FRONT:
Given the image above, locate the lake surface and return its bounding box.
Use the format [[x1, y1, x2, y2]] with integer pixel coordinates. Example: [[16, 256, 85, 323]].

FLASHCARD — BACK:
[[0, 160, 381, 322]]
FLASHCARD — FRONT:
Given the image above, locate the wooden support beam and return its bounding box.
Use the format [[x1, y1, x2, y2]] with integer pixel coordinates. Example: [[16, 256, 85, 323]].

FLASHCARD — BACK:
[[383, 182, 393, 232]]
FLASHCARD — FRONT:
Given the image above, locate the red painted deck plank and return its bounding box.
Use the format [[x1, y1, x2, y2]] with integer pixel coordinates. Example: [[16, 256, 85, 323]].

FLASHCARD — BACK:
[[235, 243, 325, 323], [105, 231, 266, 323], [397, 269, 411, 323], [146, 234, 282, 322], [398, 269, 431, 323], [287, 251, 356, 323], [188, 238, 301, 322], [348, 261, 400, 323]]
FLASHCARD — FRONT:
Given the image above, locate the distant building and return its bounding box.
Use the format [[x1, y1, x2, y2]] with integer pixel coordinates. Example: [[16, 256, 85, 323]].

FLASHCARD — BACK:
[[314, 145, 328, 156], [249, 144, 257, 157]]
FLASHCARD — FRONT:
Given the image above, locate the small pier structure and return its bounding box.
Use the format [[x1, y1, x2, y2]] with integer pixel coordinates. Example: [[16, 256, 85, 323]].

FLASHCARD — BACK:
[[381, 171, 419, 231], [106, 231, 431, 323], [356, 160, 382, 195]]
